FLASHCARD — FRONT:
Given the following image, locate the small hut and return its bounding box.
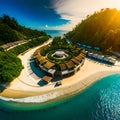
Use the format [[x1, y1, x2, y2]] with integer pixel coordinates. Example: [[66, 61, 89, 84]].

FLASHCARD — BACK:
[[41, 76, 53, 84], [71, 58, 80, 65], [66, 61, 75, 69], [43, 61, 55, 69], [60, 64, 67, 70]]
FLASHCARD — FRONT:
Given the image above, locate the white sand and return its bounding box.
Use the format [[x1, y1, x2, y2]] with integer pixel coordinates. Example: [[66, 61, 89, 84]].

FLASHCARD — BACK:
[[0, 40, 120, 103]]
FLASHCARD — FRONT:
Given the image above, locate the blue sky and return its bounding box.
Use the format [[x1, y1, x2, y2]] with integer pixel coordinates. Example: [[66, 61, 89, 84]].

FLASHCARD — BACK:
[[0, 0, 120, 30], [0, 0, 69, 29]]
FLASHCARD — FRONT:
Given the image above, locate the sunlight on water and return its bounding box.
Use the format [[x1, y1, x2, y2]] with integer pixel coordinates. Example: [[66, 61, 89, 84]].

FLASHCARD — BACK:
[[44, 30, 68, 37]]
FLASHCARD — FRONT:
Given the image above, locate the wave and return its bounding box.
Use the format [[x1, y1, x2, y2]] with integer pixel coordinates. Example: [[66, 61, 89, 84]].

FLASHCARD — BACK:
[[0, 92, 59, 103]]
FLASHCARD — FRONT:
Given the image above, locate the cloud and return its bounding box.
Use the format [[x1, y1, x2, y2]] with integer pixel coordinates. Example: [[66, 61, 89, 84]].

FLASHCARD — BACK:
[[52, 0, 87, 30], [52, 0, 120, 30]]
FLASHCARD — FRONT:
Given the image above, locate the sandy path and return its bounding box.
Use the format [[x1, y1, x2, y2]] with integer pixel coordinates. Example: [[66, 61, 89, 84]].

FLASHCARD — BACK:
[[0, 40, 120, 103]]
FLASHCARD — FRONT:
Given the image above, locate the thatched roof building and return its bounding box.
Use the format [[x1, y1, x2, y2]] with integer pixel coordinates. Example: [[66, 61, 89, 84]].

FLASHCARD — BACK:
[[43, 61, 55, 69], [60, 64, 67, 70], [42, 76, 53, 83], [66, 61, 75, 69]]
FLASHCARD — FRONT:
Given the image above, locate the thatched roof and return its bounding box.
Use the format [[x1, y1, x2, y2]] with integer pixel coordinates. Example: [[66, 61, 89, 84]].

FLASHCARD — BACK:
[[33, 45, 48, 58], [66, 61, 75, 69], [77, 53, 86, 59], [71, 58, 80, 64], [42, 76, 53, 83], [77, 55, 83, 59], [39, 58, 47, 64], [43, 61, 55, 69], [33, 49, 41, 58], [60, 64, 67, 70], [81, 53, 86, 57], [36, 55, 44, 61], [75, 56, 82, 62], [76, 47, 82, 51]]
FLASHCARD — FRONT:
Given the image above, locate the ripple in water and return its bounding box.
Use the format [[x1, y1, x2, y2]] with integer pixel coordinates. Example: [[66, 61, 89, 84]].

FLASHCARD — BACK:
[[0, 74, 120, 120], [91, 74, 120, 120]]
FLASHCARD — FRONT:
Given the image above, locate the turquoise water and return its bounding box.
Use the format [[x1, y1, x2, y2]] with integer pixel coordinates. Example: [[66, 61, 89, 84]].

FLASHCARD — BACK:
[[0, 74, 120, 120], [44, 30, 68, 37]]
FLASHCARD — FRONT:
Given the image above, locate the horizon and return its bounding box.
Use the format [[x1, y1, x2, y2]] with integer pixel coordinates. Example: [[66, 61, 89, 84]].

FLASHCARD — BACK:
[[0, 0, 120, 31]]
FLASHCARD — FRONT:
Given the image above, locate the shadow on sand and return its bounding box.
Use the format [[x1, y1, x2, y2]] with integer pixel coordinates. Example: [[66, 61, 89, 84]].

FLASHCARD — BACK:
[[37, 80, 46, 87], [0, 83, 8, 92], [30, 60, 45, 78]]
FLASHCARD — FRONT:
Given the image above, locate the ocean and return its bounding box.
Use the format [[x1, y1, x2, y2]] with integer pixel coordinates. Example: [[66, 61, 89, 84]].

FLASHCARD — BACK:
[[44, 30, 68, 38], [0, 74, 120, 120]]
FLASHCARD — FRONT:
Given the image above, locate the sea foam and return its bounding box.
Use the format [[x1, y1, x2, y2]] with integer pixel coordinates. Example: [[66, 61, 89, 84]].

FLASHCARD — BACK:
[[0, 92, 59, 103]]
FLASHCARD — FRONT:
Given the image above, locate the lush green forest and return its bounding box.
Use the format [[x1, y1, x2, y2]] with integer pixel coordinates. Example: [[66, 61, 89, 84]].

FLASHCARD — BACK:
[[65, 8, 120, 52], [0, 51, 23, 83], [0, 14, 47, 45], [0, 14, 50, 83], [0, 36, 49, 83]]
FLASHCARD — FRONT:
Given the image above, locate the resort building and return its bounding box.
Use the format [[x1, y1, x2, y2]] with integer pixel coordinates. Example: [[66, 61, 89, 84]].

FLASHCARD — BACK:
[[77, 42, 116, 65], [87, 52, 116, 65], [33, 44, 86, 83]]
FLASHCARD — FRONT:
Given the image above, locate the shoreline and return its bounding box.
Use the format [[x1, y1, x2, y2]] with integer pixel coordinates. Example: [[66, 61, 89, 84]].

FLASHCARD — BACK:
[[0, 40, 120, 104], [0, 71, 119, 103]]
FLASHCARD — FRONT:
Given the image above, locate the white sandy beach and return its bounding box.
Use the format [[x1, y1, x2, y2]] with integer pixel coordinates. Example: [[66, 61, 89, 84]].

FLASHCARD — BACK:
[[0, 40, 120, 103]]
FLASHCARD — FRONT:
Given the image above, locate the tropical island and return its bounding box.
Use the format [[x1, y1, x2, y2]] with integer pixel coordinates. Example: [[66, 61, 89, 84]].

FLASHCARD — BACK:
[[0, 8, 120, 103]]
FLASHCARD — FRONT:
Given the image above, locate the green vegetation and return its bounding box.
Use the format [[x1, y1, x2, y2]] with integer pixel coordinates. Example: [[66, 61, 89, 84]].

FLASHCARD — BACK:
[[41, 37, 79, 57], [40, 37, 79, 65], [65, 8, 120, 52], [0, 14, 47, 45], [0, 14, 50, 83], [9, 36, 49, 55], [0, 47, 4, 52], [0, 51, 23, 83], [0, 36, 49, 83]]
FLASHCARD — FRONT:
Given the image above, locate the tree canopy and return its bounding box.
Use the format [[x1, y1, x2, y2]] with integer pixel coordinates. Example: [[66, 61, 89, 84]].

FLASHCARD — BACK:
[[0, 14, 47, 45], [0, 51, 23, 83], [0, 36, 49, 83], [65, 8, 120, 52]]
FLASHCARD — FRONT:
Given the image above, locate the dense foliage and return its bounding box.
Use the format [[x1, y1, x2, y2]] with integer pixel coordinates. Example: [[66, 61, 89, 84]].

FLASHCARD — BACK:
[[0, 14, 47, 45], [65, 8, 120, 52], [41, 37, 79, 57], [0, 36, 49, 83], [40, 37, 79, 65], [0, 14, 50, 84], [0, 51, 23, 83]]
